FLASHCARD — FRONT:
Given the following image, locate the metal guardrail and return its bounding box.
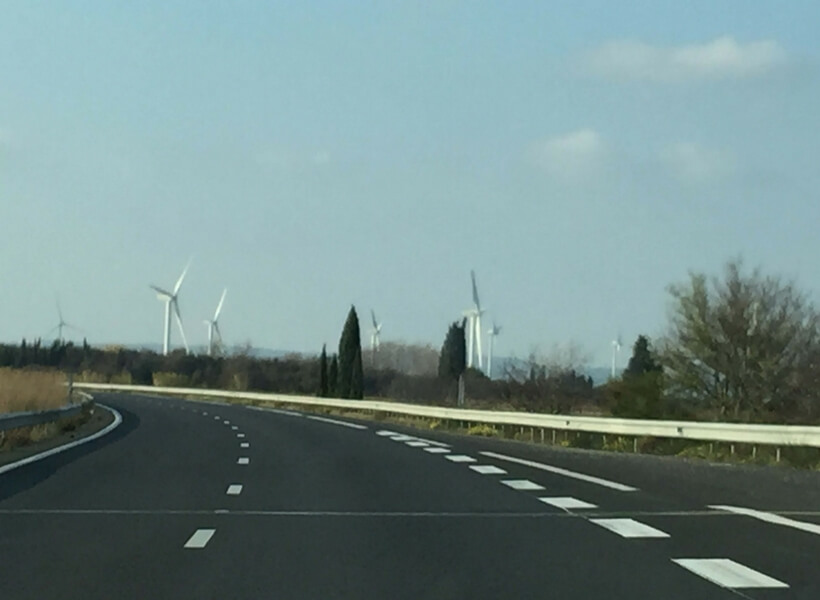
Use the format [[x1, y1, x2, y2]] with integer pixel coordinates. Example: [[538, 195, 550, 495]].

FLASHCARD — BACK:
[[0, 392, 92, 433], [75, 383, 820, 448]]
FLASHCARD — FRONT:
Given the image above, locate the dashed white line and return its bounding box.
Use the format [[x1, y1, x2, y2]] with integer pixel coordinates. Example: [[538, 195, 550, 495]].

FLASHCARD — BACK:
[[480, 451, 637, 492], [203, 412, 208, 416], [590, 518, 670, 538], [223, 420, 231, 425], [445, 455, 477, 463], [405, 441, 429, 447], [539, 497, 598, 510], [672, 558, 788, 589], [237, 457, 250, 465], [306, 415, 368, 430], [501, 479, 545, 491], [240, 442, 249, 448], [226, 485, 243, 496], [184, 529, 216, 549], [214, 416, 220, 420], [709, 505, 820, 537], [231, 426, 239, 430], [424, 447, 451, 454], [469, 465, 507, 475], [388, 434, 415, 442], [237, 433, 245, 438], [376, 430, 398, 436], [247, 406, 303, 417]]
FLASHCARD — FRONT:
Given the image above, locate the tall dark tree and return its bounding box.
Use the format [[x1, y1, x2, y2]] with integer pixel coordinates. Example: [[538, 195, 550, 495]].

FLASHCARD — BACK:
[[337, 306, 363, 399], [438, 320, 466, 380], [624, 335, 662, 378], [328, 354, 338, 397], [350, 348, 364, 400], [318, 344, 329, 397]]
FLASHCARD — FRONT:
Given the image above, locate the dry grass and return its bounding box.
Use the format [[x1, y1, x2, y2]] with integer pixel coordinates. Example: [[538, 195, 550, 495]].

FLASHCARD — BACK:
[[0, 368, 67, 414]]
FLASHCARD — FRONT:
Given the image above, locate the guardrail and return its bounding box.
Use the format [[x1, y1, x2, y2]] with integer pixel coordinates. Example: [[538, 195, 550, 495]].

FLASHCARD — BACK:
[[75, 383, 820, 450], [0, 392, 92, 433]]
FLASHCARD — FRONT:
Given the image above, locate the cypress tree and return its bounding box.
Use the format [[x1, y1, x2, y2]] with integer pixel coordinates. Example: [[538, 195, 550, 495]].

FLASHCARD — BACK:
[[318, 344, 329, 397], [438, 320, 467, 380], [350, 348, 364, 400], [337, 306, 362, 399], [328, 354, 338, 397], [624, 335, 662, 378]]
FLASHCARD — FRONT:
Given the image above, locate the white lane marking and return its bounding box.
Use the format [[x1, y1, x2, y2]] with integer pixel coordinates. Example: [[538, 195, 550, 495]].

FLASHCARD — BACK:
[[469, 465, 507, 475], [0, 405, 123, 476], [231, 426, 239, 430], [590, 518, 670, 538], [539, 497, 598, 510], [240, 442, 249, 448], [709, 505, 820, 537], [226, 485, 243, 496], [246, 406, 303, 417], [237, 433, 245, 438], [405, 441, 429, 447], [377, 430, 398, 436], [214, 416, 220, 420], [306, 415, 367, 430], [237, 457, 250, 465], [388, 434, 415, 442], [424, 447, 451, 454], [408, 436, 450, 448], [481, 451, 637, 492], [445, 455, 477, 463], [184, 529, 216, 549], [223, 420, 231, 425], [672, 559, 788, 589], [203, 412, 208, 416], [501, 479, 545, 491]]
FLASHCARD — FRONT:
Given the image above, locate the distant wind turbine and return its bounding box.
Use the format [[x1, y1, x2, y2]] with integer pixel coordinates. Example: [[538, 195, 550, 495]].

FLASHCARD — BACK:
[[370, 309, 382, 353], [462, 270, 486, 371], [204, 288, 228, 356], [47, 296, 80, 343], [611, 333, 623, 378], [487, 322, 502, 379], [150, 260, 190, 356]]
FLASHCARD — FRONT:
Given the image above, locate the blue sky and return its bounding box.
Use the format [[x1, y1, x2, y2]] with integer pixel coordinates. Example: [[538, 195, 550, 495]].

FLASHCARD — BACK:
[[2, 1, 819, 367]]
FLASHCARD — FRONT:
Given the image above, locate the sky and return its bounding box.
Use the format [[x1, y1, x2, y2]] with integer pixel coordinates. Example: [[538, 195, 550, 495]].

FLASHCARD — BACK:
[[2, 1, 820, 367]]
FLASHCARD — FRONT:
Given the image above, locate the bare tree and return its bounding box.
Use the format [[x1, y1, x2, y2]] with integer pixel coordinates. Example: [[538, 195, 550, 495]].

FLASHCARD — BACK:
[[660, 259, 820, 420]]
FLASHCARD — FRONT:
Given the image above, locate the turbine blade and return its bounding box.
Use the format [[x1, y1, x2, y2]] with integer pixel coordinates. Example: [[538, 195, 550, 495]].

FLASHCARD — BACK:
[[173, 300, 189, 352], [471, 270, 481, 310], [55, 295, 64, 321], [173, 259, 191, 295], [214, 288, 227, 321], [150, 285, 172, 298], [213, 322, 222, 342], [371, 309, 378, 330]]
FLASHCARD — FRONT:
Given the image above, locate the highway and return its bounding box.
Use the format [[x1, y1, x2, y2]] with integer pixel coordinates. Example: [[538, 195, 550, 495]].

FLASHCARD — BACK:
[[0, 393, 818, 599]]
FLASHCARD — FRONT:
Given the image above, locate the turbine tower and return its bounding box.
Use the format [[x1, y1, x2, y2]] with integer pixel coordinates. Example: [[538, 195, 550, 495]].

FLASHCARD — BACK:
[[150, 261, 190, 356], [487, 322, 502, 379], [370, 309, 382, 354], [462, 270, 485, 371], [204, 288, 227, 356], [611, 333, 623, 379], [48, 296, 79, 343]]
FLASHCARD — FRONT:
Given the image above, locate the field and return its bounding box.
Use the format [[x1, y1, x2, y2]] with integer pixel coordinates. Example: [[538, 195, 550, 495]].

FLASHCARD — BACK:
[[0, 368, 66, 414]]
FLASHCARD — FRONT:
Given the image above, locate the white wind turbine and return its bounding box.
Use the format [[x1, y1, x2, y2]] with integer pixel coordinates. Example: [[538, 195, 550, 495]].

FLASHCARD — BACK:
[[48, 296, 80, 343], [611, 333, 623, 379], [370, 309, 382, 354], [150, 261, 190, 356], [204, 288, 228, 356], [486, 322, 502, 379], [462, 270, 485, 371]]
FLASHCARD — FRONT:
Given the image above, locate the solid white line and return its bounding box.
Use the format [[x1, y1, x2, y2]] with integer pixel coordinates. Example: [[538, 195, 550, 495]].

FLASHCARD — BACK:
[[405, 441, 429, 447], [306, 415, 367, 430], [246, 406, 303, 417], [672, 558, 788, 589], [231, 426, 239, 430], [424, 447, 451, 454], [226, 485, 243, 496], [709, 505, 820, 537], [445, 455, 477, 463], [184, 528, 216, 549], [469, 465, 507, 475], [539, 497, 598, 510], [240, 442, 249, 448], [590, 518, 670, 538], [501, 479, 545, 491], [237, 457, 250, 465], [481, 451, 637, 492], [0, 405, 123, 476], [237, 433, 245, 438]]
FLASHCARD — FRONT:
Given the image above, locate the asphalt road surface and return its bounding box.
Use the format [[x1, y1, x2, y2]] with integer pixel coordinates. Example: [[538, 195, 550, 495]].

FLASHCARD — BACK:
[[1, 393, 818, 599]]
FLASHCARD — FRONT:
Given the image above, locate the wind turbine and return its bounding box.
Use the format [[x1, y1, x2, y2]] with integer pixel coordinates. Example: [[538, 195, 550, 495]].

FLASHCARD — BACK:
[[150, 261, 190, 356], [611, 333, 623, 379], [462, 270, 485, 371], [487, 322, 502, 379], [370, 309, 382, 353], [48, 296, 80, 343], [204, 288, 227, 356]]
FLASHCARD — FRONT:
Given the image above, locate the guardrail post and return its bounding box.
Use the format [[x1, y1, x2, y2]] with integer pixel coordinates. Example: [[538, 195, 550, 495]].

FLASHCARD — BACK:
[[540, 429, 545, 444], [752, 445, 757, 459], [776, 447, 781, 463], [552, 430, 556, 444], [633, 437, 638, 453]]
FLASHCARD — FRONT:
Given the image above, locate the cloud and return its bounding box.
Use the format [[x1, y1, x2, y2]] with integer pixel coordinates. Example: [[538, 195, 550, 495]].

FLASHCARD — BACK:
[[584, 36, 786, 83], [660, 142, 737, 184], [527, 129, 606, 178]]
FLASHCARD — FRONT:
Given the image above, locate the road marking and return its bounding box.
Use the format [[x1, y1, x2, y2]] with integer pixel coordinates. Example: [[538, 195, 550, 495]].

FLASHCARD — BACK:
[[424, 447, 451, 454], [481, 451, 637, 492], [247, 406, 303, 417], [539, 497, 598, 510], [224, 420, 231, 425], [408, 436, 450, 448], [226, 485, 243, 496], [184, 529, 216, 549], [237, 457, 250, 465], [377, 430, 398, 436], [469, 465, 507, 475], [214, 416, 220, 420], [501, 479, 545, 491], [405, 441, 429, 447], [672, 559, 788, 589], [709, 505, 820, 536], [445, 455, 477, 463], [231, 426, 239, 430], [388, 434, 415, 442], [203, 412, 208, 416], [590, 518, 670, 538], [306, 415, 368, 430], [0, 405, 123, 476], [240, 442, 249, 448], [237, 433, 245, 438]]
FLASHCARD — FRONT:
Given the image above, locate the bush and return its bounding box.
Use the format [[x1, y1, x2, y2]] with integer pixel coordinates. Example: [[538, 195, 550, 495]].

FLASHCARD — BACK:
[[152, 372, 191, 387], [466, 424, 500, 437]]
